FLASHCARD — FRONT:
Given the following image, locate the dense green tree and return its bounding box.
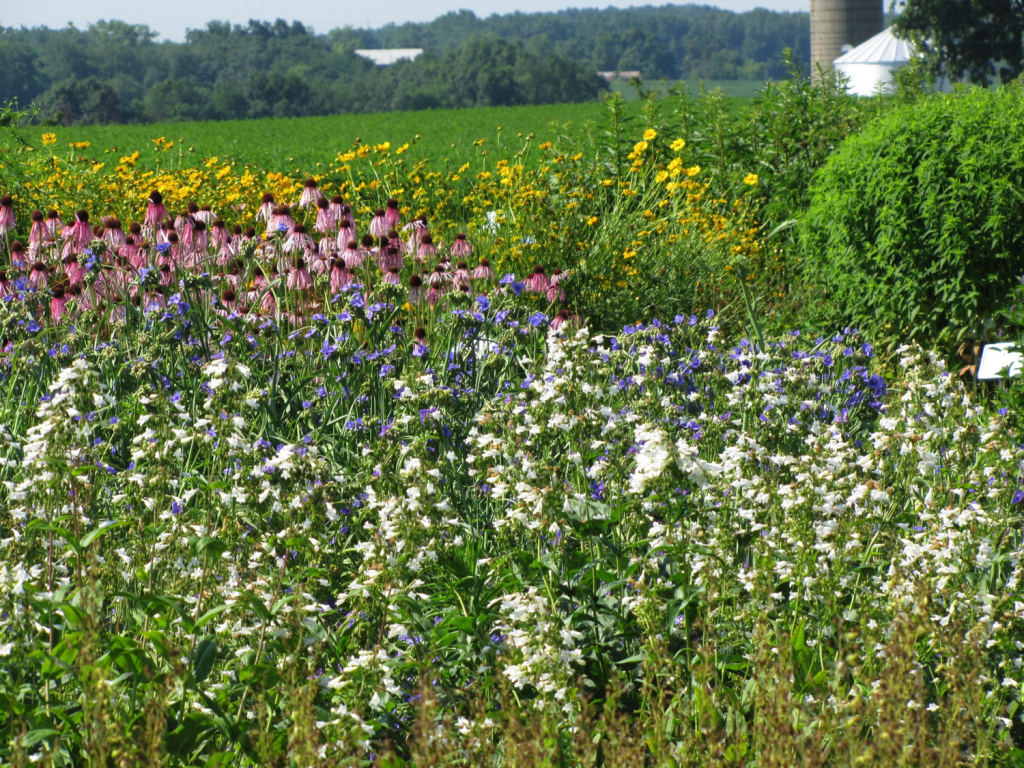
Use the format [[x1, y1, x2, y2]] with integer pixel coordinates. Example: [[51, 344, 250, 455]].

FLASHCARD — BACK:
[[892, 0, 1023, 84], [35, 76, 121, 125]]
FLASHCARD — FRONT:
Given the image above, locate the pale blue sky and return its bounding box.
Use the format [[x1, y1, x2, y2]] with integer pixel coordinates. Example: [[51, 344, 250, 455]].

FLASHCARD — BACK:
[[3, 0, 810, 42]]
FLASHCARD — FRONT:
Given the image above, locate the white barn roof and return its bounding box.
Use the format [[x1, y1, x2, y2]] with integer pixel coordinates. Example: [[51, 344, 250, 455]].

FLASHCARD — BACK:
[[355, 49, 423, 66], [834, 27, 913, 65]]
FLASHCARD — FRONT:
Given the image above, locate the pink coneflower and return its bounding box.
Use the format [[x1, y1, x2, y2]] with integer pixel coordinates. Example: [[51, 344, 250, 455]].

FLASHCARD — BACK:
[[243, 226, 256, 241], [225, 264, 244, 291], [307, 249, 330, 276], [387, 229, 407, 255], [63, 254, 85, 285], [404, 215, 429, 252], [288, 258, 313, 290], [451, 232, 473, 257], [383, 266, 401, 285], [300, 178, 325, 208], [187, 221, 209, 265], [0, 195, 15, 237], [158, 263, 173, 286], [50, 284, 69, 320], [319, 235, 338, 259], [329, 195, 345, 219], [194, 204, 216, 225], [427, 264, 448, 287], [336, 218, 356, 249], [330, 259, 351, 293], [408, 274, 425, 304], [29, 210, 47, 246], [527, 265, 549, 293], [343, 240, 364, 269], [418, 233, 438, 259], [384, 198, 401, 229], [29, 260, 48, 290], [175, 209, 195, 244], [471, 258, 494, 281], [9, 241, 27, 270], [45, 210, 63, 239], [426, 284, 446, 307], [314, 196, 335, 233], [123, 237, 147, 271], [256, 193, 275, 223], [338, 203, 355, 229], [71, 210, 92, 249], [102, 218, 125, 250], [219, 288, 237, 314], [547, 283, 566, 303], [270, 205, 295, 236], [144, 191, 168, 230], [211, 219, 230, 249], [285, 223, 315, 253], [369, 208, 389, 237], [453, 261, 472, 288], [550, 309, 571, 330], [0, 270, 11, 298], [380, 246, 403, 272]]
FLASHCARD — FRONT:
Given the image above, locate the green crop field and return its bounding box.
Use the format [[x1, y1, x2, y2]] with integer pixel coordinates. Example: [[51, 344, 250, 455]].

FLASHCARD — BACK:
[[14, 101, 632, 173], [9, 89, 765, 174]]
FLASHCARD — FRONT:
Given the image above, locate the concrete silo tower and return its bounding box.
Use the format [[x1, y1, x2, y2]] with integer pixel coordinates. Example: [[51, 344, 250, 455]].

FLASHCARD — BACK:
[[811, 0, 883, 78]]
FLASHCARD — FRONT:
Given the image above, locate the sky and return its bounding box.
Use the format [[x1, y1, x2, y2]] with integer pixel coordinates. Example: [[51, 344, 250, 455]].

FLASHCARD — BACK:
[[2, 0, 810, 42]]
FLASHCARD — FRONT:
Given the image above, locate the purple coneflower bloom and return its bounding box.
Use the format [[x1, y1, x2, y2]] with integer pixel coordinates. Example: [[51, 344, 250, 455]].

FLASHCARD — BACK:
[[369, 208, 389, 237], [300, 178, 324, 208], [471, 258, 494, 281], [451, 232, 473, 257]]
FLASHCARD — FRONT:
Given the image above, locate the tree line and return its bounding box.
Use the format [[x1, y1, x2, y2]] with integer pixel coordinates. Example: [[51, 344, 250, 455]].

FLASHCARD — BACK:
[[0, 6, 812, 126]]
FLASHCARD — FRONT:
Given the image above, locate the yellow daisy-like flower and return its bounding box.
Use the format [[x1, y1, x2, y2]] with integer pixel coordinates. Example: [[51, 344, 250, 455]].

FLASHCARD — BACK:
[[70, 142, 91, 150], [686, 165, 701, 177], [587, 216, 599, 226], [41, 133, 57, 146], [671, 138, 686, 151], [743, 173, 759, 185], [643, 129, 658, 141], [632, 141, 648, 154]]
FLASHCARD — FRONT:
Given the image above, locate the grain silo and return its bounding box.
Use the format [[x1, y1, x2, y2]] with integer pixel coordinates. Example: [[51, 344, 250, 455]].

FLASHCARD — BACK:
[[810, 0, 883, 79]]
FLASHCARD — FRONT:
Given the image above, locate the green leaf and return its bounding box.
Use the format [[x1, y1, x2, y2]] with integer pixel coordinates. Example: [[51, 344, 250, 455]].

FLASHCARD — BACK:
[[195, 604, 230, 630], [192, 637, 217, 684]]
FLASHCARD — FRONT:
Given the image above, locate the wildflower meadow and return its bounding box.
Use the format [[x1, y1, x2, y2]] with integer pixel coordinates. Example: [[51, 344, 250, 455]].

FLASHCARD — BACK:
[[0, 75, 1022, 767]]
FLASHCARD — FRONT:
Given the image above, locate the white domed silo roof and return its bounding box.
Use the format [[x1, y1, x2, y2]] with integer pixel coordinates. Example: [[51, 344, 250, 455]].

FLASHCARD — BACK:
[[834, 27, 914, 65], [834, 27, 914, 96]]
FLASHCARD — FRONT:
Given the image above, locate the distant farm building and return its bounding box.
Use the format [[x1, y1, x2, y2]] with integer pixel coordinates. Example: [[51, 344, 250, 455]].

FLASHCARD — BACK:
[[355, 49, 424, 66], [598, 71, 642, 82]]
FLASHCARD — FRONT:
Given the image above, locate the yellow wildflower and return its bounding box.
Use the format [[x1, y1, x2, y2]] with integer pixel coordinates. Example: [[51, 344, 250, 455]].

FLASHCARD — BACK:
[[41, 133, 57, 146], [587, 216, 599, 226], [70, 142, 91, 150], [686, 165, 701, 177], [743, 173, 759, 185], [671, 138, 686, 151], [643, 129, 658, 141], [632, 141, 648, 154]]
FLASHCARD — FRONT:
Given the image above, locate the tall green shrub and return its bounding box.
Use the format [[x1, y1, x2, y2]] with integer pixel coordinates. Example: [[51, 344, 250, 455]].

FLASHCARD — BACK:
[[800, 84, 1024, 343]]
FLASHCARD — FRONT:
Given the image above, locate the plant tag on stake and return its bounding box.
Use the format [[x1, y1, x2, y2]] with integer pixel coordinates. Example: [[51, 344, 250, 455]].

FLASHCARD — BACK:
[[977, 342, 1023, 380]]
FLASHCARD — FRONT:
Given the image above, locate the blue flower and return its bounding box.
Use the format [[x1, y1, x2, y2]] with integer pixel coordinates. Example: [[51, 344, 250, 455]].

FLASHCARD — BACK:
[[528, 312, 547, 327], [477, 295, 490, 312]]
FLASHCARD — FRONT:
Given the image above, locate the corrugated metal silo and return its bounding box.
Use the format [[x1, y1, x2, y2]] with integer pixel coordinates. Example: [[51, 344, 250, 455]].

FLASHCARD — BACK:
[[811, 0, 883, 79]]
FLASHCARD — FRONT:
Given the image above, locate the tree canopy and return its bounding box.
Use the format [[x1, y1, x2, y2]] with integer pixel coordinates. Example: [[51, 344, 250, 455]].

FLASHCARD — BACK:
[[0, 6, 811, 126], [892, 0, 1024, 85]]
